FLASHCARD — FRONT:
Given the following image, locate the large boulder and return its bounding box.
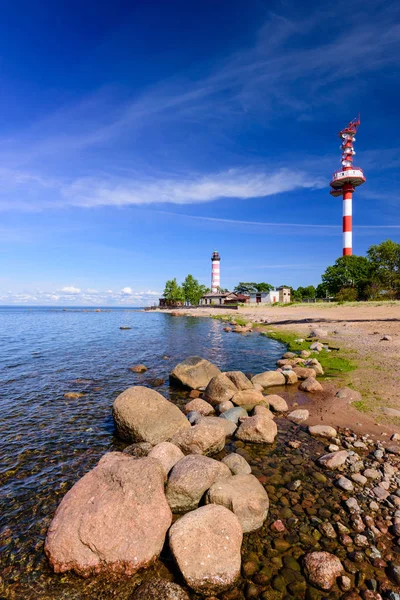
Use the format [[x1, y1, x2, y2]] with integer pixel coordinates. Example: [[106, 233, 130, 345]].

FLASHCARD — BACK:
[[183, 398, 215, 416], [171, 421, 226, 456], [206, 474, 269, 532], [293, 366, 317, 380], [303, 551, 343, 590], [224, 371, 253, 391], [204, 373, 238, 405], [166, 455, 231, 512], [266, 394, 288, 412], [170, 357, 221, 390], [251, 371, 286, 388], [113, 386, 189, 444], [132, 578, 189, 600], [231, 389, 268, 411], [169, 505, 243, 593], [45, 453, 171, 576], [299, 377, 323, 392], [222, 453, 252, 475], [236, 414, 278, 444], [148, 442, 185, 480]]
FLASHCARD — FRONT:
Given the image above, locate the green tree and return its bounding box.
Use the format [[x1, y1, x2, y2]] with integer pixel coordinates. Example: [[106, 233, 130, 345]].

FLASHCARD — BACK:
[[234, 282, 273, 294], [291, 288, 303, 302], [163, 278, 185, 304], [182, 274, 208, 305], [321, 255, 371, 297], [297, 285, 316, 299], [367, 239, 400, 295], [316, 283, 329, 299]]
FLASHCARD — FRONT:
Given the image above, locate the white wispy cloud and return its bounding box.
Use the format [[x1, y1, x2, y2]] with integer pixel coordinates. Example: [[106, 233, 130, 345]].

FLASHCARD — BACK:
[[0, 287, 161, 306]]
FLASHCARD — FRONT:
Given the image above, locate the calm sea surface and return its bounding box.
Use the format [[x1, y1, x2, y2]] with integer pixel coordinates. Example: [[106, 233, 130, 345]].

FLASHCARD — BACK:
[[0, 307, 285, 599]]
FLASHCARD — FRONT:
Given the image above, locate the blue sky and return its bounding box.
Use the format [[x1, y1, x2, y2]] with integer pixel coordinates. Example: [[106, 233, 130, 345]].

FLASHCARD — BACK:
[[1, 0, 400, 305]]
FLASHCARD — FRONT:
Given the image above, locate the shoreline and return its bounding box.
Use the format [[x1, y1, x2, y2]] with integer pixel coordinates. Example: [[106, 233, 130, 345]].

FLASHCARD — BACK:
[[154, 304, 400, 440]]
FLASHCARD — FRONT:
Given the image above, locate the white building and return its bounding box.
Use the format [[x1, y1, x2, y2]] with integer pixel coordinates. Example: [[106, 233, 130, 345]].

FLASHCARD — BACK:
[[249, 287, 291, 304]]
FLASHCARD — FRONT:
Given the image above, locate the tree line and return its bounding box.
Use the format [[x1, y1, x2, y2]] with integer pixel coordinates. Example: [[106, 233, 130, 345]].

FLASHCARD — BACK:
[[162, 240, 400, 305]]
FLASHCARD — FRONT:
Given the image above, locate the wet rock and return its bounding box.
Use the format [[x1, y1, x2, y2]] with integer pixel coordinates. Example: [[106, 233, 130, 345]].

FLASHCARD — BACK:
[[169, 505, 243, 593], [170, 356, 221, 390], [283, 370, 298, 384], [224, 371, 253, 391], [337, 476, 354, 491], [387, 562, 400, 586], [221, 453, 252, 475], [329, 444, 340, 452], [201, 416, 237, 436], [299, 377, 323, 392], [217, 400, 234, 414], [236, 414, 278, 444], [220, 406, 248, 424], [266, 394, 288, 412], [206, 474, 269, 532], [64, 392, 85, 399], [148, 442, 185, 480], [251, 371, 286, 388], [166, 454, 231, 512], [45, 453, 171, 576], [113, 386, 190, 444], [303, 551, 343, 590], [288, 409, 309, 422], [345, 498, 361, 514], [171, 421, 226, 456], [354, 534, 368, 547], [271, 519, 286, 532], [132, 578, 189, 599], [129, 364, 147, 373], [231, 389, 268, 411], [184, 398, 215, 416], [352, 473, 367, 485], [309, 425, 337, 439], [318, 450, 348, 469], [363, 469, 381, 480], [204, 373, 238, 405], [372, 486, 389, 500], [189, 389, 201, 398], [293, 366, 317, 380]]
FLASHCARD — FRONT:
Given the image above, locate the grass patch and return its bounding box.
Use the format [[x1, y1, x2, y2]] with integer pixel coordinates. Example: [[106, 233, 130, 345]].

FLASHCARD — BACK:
[[211, 314, 250, 326], [261, 328, 357, 377], [352, 400, 369, 413]]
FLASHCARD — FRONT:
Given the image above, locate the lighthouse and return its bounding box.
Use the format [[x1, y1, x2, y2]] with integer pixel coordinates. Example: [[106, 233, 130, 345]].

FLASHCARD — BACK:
[[211, 251, 221, 293], [330, 117, 366, 256]]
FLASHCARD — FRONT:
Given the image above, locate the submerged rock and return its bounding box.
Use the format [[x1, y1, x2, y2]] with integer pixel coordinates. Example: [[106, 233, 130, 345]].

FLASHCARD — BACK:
[[236, 414, 277, 444], [132, 578, 189, 600], [170, 356, 221, 390], [206, 474, 269, 532], [318, 450, 348, 469], [45, 453, 171, 577], [166, 455, 231, 512], [113, 386, 190, 444], [169, 505, 242, 593], [129, 364, 147, 373], [303, 551, 343, 590]]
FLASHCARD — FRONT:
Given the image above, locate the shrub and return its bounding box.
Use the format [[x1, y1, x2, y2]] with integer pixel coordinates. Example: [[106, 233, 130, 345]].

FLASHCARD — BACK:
[[335, 287, 358, 302]]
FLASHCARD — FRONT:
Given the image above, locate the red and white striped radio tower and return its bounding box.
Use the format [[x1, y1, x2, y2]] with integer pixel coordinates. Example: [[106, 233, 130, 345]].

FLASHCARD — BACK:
[[211, 251, 220, 292], [330, 117, 366, 256]]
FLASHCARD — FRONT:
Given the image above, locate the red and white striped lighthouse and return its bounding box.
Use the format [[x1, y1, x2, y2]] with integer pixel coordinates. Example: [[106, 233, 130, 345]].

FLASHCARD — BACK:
[[330, 117, 366, 256], [211, 251, 220, 293]]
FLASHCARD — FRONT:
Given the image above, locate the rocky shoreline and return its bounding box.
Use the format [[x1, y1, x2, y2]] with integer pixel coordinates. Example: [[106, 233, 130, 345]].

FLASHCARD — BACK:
[[43, 327, 400, 599]]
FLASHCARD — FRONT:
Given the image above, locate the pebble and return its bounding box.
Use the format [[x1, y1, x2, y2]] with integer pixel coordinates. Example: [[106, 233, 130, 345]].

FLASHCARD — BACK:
[[345, 498, 361, 514], [328, 444, 340, 452], [372, 486, 389, 500], [363, 469, 381, 480], [337, 476, 354, 491], [352, 473, 368, 485]]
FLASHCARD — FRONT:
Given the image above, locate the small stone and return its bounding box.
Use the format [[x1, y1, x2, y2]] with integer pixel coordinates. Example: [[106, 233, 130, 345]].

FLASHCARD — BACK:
[[270, 519, 286, 532], [64, 392, 85, 399], [381, 334, 392, 341], [352, 473, 367, 485], [184, 398, 215, 416], [318, 450, 348, 470], [288, 409, 309, 422], [337, 476, 354, 491], [129, 364, 148, 373], [309, 425, 337, 439], [372, 486, 389, 500], [354, 534, 368, 547], [288, 440, 302, 449], [303, 551, 343, 590], [299, 377, 323, 392], [132, 578, 189, 600], [329, 444, 340, 452], [387, 445, 400, 455], [266, 394, 288, 412], [363, 469, 381, 480], [345, 498, 361, 514], [217, 400, 234, 414]]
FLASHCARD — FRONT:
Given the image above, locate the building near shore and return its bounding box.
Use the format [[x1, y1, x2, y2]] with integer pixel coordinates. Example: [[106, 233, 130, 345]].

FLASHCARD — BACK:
[[249, 287, 291, 304], [200, 292, 250, 306]]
